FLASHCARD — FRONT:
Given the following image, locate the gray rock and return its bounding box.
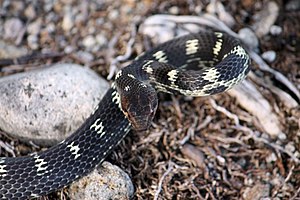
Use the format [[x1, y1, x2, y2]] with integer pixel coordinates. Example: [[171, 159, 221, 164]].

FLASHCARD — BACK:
[[69, 161, 134, 200], [0, 64, 109, 146]]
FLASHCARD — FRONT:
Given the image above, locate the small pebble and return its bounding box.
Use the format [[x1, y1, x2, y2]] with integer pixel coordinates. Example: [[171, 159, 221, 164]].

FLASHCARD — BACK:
[[266, 152, 277, 163], [169, 6, 179, 15], [4, 18, 24, 40], [69, 162, 134, 200], [278, 132, 287, 140], [242, 183, 270, 200], [27, 19, 42, 35], [270, 25, 282, 36], [238, 28, 259, 51], [62, 11, 74, 32], [64, 45, 74, 54], [75, 51, 95, 63], [108, 10, 119, 20], [43, 0, 53, 12], [285, 142, 296, 153], [96, 33, 108, 48], [82, 35, 97, 49], [261, 50, 276, 63], [24, 5, 36, 19], [0, 40, 28, 59], [46, 22, 56, 33], [216, 155, 226, 166], [27, 34, 39, 50], [181, 144, 206, 170], [88, 26, 96, 34], [237, 158, 247, 168], [9, 1, 25, 14], [75, 13, 87, 25]]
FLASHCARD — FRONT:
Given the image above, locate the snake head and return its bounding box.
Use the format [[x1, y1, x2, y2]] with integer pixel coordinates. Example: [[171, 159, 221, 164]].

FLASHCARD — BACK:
[[119, 83, 158, 131]]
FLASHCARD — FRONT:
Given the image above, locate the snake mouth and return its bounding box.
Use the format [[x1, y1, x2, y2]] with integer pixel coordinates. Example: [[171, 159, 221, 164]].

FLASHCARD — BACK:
[[128, 114, 153, 132], [121, 105, 153, 131]]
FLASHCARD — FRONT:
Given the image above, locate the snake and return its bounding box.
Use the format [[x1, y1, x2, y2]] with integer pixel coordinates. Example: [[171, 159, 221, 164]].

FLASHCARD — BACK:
[[0, 30, 250, 199]]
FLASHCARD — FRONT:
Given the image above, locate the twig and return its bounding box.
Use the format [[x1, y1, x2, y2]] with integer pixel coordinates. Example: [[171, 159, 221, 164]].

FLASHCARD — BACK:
[[290, 187, 300, 200], [107, 33, 121, 80], [0, 52, 65, 67], [209, 98, 240, 125], [154, 161, 174, 200], [114, 25, 136, 62], [284, 164, 295, 183], [180, 116, 197, 145], [249, 51, 300, 102], [209, 98, 300, 163], [29, 141, 40, 149], [197, 115, 212, 130], [239, 126, 300, 164], [107, 25, 137, 80], [0, 140, 16, 157]]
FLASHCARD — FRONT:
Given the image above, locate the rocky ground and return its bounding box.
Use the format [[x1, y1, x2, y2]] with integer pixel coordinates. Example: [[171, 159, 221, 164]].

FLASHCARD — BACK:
[[0, 0, 299, 199]]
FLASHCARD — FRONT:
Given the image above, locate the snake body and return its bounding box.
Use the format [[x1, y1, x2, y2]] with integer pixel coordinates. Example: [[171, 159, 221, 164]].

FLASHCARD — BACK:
[[0, 31, 250, 199]]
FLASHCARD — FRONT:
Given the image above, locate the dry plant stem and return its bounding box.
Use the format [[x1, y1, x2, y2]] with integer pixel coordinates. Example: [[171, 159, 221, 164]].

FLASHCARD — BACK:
[[107, 25, 136, 80], [0, 140, 15, 157], [144, 14, 239, 38], [249, 51, 300, 102], [28, 141, 40, 149], [107, 33, 121, 80], [154, 161, 174, 200], [114, 25, 136, 62], [284, 165, 295, 183], [248, 72, 298, 109], [197, 116, 212, 130], [242, 128, 300, 164], [0, 52, 64, 67], [209, 98, 300, 164], [179, 116, 198, 145], [290, 187, 300, 200], [227, 80, 282, 137], [209, 98, 239, 125]]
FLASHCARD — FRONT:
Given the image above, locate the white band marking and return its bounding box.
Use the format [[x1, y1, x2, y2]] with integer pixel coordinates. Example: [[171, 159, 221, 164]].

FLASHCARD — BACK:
[[186, 39, 199, 55]]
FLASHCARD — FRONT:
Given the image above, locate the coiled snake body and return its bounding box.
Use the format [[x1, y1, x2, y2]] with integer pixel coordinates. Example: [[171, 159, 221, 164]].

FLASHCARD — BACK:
[[0, 31, 250, 199]]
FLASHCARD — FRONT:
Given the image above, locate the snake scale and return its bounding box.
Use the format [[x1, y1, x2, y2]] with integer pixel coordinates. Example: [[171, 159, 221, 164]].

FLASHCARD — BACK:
[[0, 31, 250, 199]]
